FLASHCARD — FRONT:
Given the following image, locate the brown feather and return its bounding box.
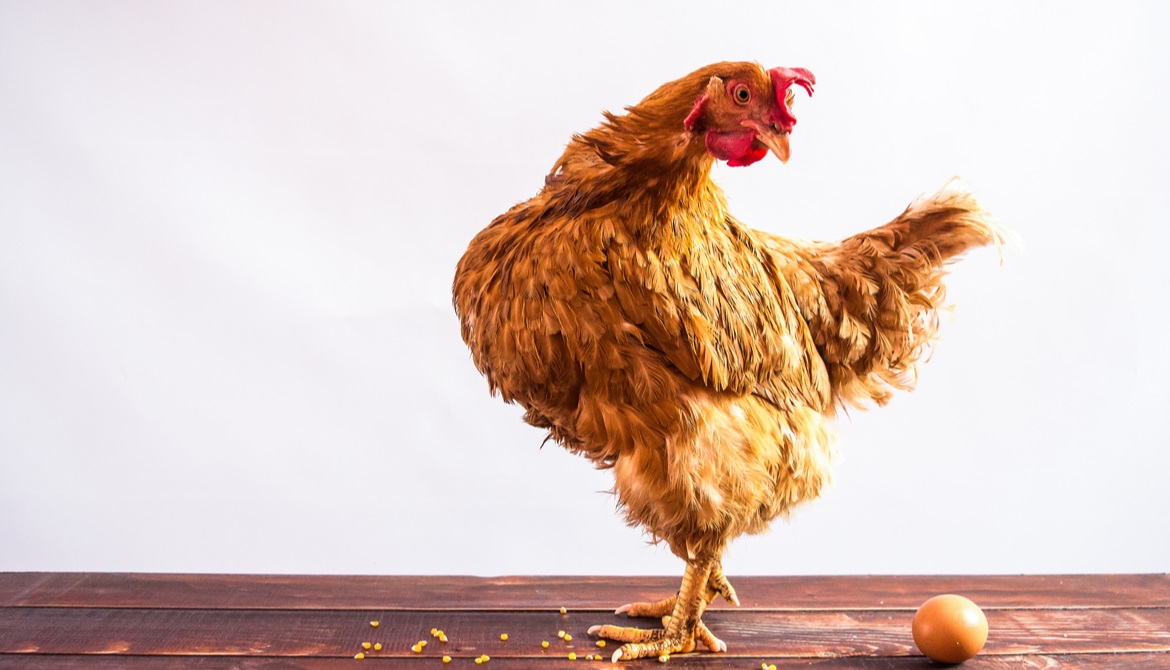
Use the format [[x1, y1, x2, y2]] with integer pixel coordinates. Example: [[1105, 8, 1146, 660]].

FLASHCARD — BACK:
[[453, 62, 1000, 560], [757, 180, 1005, 410]]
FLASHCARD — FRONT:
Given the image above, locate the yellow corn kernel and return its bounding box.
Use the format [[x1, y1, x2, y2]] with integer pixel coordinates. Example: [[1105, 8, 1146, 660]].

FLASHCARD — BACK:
[[563, 634, 572, 642], [500, 633, 508, 641], [442, 656, 452, 664], [560, 607, 567, 615], [439, 633, 448, 643], [596, 640, 606, 648], [658, 654, 670, 662], [482, 655, 490, 662], [585, 655, 594, 661], [354, 653, 365, 660], [419, 640, 428, 647], [568, 652, 577, 660], [762, 664, 769, 670], [769, 665, 778, 670], [411, 644, 421, 654], [373, 643, 382, 652], [361, 642, 371, 650], [541, 641, 550, 649], [475, 658, 483, 665], [431, 628, 438, 635], [370, 621, 379, 628]]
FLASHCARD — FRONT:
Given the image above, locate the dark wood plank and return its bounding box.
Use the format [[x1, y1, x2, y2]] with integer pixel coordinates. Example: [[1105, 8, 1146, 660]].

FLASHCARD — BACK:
[[2, 652, 1169, 669], [4, 574, 1166, 669], [2, 573, 1166, 610], [2, 607, 1168, 658]]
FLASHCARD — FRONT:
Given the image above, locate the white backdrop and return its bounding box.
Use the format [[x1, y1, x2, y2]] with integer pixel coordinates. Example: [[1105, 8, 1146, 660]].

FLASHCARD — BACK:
[[2, 1, 1167, 576]]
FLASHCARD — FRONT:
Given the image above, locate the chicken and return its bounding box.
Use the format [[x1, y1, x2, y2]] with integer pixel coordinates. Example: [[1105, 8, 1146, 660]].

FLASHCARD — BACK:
[[452, 61, 1003, 661]]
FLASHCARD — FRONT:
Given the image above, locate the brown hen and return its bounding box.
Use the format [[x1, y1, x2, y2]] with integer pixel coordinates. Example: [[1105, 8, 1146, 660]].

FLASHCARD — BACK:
[[452, 61, 1003, 661]]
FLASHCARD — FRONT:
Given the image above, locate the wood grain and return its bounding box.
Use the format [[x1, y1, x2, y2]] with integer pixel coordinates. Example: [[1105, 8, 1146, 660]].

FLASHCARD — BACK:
[[2, 573, 1165, 610], [1, 574, 1166, 669], [1, 654, 1168, 669], [2, 606, 1167, 657]]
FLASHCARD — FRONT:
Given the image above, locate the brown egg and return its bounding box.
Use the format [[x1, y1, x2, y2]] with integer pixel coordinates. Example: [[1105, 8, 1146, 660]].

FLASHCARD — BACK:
[[912, 594, 988, 664]]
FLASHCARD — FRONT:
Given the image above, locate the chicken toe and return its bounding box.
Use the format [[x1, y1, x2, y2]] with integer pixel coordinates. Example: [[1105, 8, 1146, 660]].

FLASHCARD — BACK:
[[614, 559, 737, 619], [615, 594, 676, 618], [709, 563, 740, 606], [600, 556, 724, 661]]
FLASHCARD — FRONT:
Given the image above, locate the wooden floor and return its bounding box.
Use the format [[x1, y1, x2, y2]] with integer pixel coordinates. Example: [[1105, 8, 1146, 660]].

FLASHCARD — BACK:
[[1, 574, 1167, 668]]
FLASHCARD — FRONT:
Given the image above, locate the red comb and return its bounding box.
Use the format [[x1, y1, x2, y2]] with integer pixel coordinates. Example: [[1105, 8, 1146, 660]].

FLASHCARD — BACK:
[[768, 67, 816, 132]]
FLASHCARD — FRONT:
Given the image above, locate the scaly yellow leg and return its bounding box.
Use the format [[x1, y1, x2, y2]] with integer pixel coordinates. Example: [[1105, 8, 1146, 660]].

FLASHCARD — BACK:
[[589, 557, 724, 661], [612, 559, 739, 618]]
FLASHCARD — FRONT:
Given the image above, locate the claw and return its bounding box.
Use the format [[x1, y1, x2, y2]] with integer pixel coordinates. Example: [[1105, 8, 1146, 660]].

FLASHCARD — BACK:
[[596, 558, 737, 661], [696, 620, 726, 653], [709, 565, 740, 606], [617, 594, 677, 619]]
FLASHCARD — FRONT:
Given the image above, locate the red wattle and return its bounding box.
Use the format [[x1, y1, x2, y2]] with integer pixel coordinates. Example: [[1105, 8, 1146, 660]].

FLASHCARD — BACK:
[[705, 130, 763, 166], [727, 145, 767, 167]]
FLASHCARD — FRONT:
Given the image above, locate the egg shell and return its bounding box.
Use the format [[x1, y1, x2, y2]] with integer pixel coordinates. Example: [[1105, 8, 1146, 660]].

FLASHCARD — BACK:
[[912, 594, 988, 664]]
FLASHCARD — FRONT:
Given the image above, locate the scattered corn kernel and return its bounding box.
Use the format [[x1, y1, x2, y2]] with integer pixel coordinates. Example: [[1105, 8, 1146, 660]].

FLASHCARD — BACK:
[[442, 656, 452, 664], [557, 630, 566, 639], [658, 654, 670, 663], [770, 665, 778, 670], [585, 655, 594, 660], [431, 628, 439, 636], [596, 640, 606, 648], [361, 642, 371, 650], [439, 633, 448, 643], [419, 640, 428, 647], [411, 644, 422, 654], [370, 621, 379, 628], [500, 633, 509, 641], [560, 607, 567, 615], [564, 634, 572, 642], [475, 658, 483, 665], [373, 643, 382, 652], [541, 641, 550, 649], [354, 652, 364, 660], [568, 652, 577, 660]]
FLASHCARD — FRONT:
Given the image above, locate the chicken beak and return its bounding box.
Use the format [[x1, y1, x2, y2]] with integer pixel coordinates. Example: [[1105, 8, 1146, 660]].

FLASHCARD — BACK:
[[756, 128, 792, 164], [741, 120, 793, 164]]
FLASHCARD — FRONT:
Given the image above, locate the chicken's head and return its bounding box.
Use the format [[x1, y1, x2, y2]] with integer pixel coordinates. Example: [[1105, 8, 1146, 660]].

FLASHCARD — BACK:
[[682, 64, 815, 167]]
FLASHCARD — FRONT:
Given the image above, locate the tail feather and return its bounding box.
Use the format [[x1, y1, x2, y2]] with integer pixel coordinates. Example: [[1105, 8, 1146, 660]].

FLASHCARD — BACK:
[[766, 179, 1006, 410]]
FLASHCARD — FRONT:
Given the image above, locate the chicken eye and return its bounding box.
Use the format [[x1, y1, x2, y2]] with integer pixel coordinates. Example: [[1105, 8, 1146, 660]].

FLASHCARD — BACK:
[[732, 84, 751, 105]]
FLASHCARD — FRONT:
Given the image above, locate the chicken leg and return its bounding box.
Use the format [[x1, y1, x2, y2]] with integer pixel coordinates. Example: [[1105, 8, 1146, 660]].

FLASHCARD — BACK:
[[614, 560, 739, 618], [589, 556, 736, 661]]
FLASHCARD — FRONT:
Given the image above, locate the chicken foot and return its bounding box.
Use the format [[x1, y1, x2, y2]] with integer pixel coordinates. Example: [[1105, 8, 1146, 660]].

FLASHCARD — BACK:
[[613, 561, 739, 617], [589, 556, 730, 661]]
